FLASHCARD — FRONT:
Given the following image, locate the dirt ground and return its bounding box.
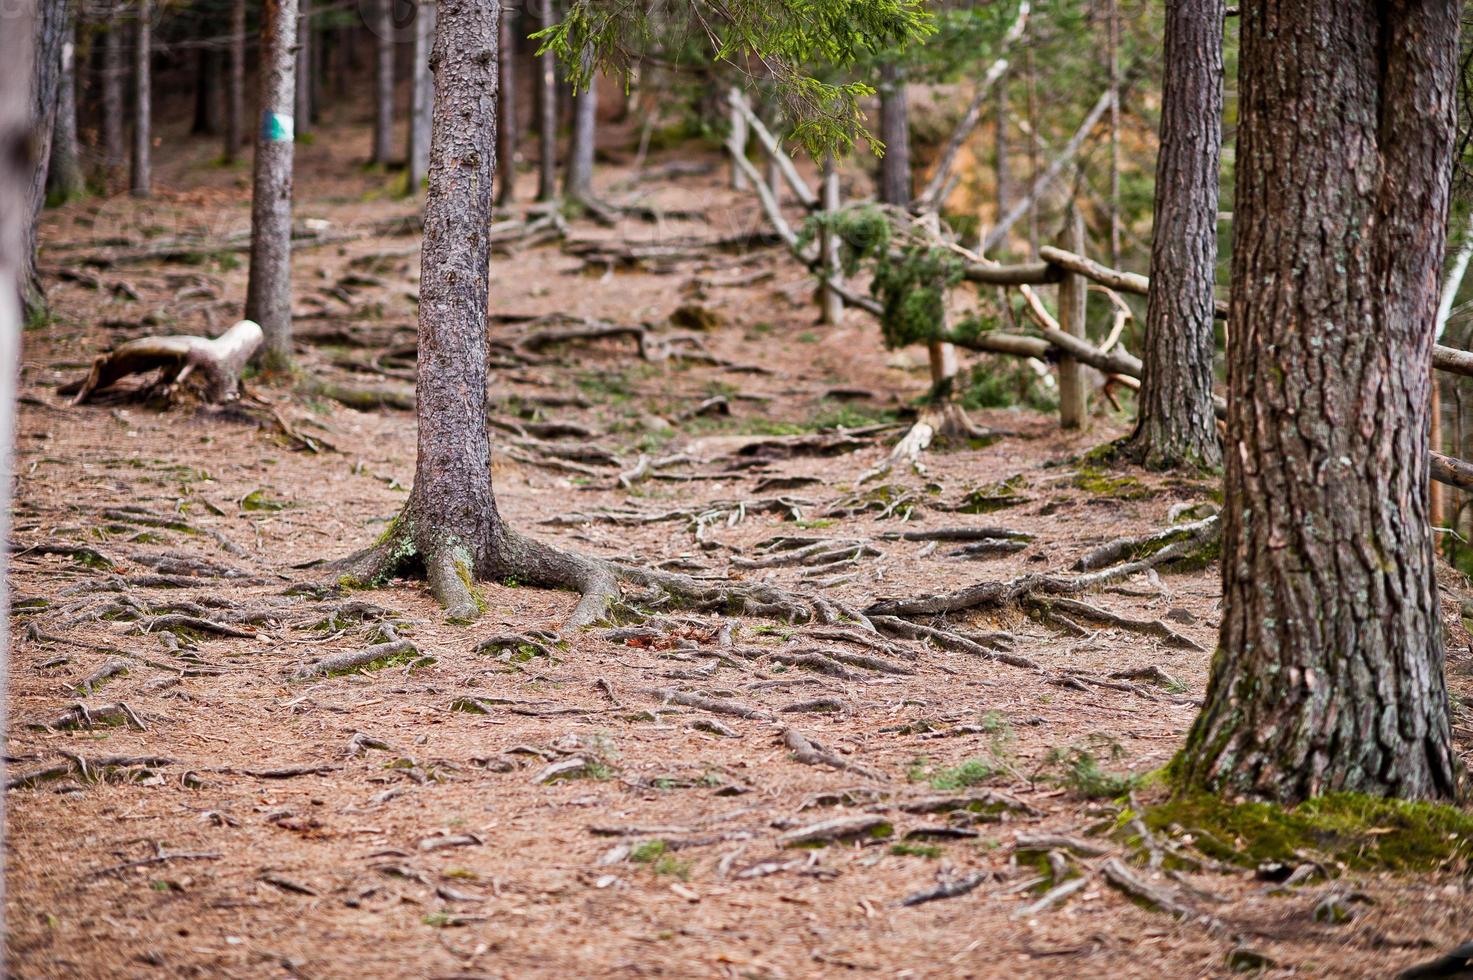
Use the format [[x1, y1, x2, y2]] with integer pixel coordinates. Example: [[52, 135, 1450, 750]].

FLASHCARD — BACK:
[[7, 114, 1473, 980]]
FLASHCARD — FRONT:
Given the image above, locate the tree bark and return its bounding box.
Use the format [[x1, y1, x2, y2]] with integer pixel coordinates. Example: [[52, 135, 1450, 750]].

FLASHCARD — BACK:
[[877, 61, 911, 207], [1055, 211, 1087, 429], [295, 0, 313, 139], [496, 3, 517, 206], [406, 0, 436, 189], [371, 0, 395, 166], [131, 0, 151, 198], [23, 0, 70, 314], [1177, 0, 1460, 803], [536, 0, 557, 200], [191, 48, 220, 136], [48, 26, 86, 203], [565, 57, 596, 201], [226, 0, 246, 163], [994, 70, 1010, 235], [1122, 0, 1224, 471], [103, 6, 127, 183], [245, 0, 299, 373]]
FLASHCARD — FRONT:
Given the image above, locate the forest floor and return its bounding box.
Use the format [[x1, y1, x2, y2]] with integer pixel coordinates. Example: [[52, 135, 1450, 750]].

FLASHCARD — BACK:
[[7, 120, 1473, 979]]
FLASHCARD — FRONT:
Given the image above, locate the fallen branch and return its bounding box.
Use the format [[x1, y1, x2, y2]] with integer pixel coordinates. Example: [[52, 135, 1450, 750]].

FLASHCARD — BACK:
[[69, 320, 262, 405]]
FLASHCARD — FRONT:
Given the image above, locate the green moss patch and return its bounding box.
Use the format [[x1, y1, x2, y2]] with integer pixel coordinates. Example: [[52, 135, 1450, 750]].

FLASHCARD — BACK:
[[1145, 793, 1473, 872], [1072, 465, 1150, 501]]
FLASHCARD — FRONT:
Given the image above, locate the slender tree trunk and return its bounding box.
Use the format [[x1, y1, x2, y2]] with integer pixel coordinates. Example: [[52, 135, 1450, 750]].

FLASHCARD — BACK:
[[496, 3, 517, 206], [226, 0, 246, 163], [296, 0, 313, 139], [1024, 47, 1039, 251], [1177, 0, 1460, 803], [22, 0, 70, 314], [191, 48, 217, 135], [1106, 0, 1121, 267], [565, 61, 596, 200], [102, 7, 126, 184], [130, 0, 151, 198], [536, 0, 557, 200], [48, 26, 86, 203], [245, 0, 299, 372], [1122, 0, 1223, 471], [371, 0, 395, 165], [406, 0, 436, 188], [877, 61, 911, 207]]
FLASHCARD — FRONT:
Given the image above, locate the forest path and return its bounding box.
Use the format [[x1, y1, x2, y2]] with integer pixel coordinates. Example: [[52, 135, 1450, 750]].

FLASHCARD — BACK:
[[7, 130, 1472, 978]]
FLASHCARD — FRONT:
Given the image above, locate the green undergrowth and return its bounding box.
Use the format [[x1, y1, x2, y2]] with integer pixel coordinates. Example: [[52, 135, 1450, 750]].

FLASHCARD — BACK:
[[952, 474, 1029, 513], [1042, 740, 1149, 800], [1142, 792, 1473, 872], [1072, 464, 1150, 500]]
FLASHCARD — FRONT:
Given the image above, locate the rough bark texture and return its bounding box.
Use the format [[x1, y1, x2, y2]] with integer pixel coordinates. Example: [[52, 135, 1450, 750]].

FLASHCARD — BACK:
[[48, 30, 85, 202], [496, 4, 517, 205], [565, 59, 596, 201], [371, 0, 394, 166], [295, 0, 313, 138], [1178, 0, 1460, 802], [536, 0, 557, 200], [23, 0, 70, 314], [102, 8, 127, 183], [245, 0, 299, 372], [131, 0, 151, 198], [226, 0, 246, 163], [406, 0, 436, 189], [1122, 0, 1224, 470], [877, 62, 910, 207]]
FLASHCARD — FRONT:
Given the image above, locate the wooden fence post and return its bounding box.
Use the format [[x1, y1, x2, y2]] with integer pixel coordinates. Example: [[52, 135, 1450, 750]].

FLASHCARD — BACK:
[[1057, 210, 1088, 428], [729, 86, 748, 191], [820, 154, 844, 324]]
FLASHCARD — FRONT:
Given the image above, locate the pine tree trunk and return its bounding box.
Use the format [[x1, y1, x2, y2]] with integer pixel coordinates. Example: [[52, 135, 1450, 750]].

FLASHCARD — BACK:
[[225, 0, 245, 163], [371, 0, 394, 165], [130, 0, 151, 198], [496, 3, 517, 206], [404, 0, 504, 618], [994, 70, 1010, 237], [191, 48, 217, 135], [406, 0, 435, 189], [245, 0, 298, 373], [1177, 0, 1460, 803], [48, 27, 85, 203], [102, 8, 126, 183], [295, 0, 313, 138], [565, 62, 596, 200], [22, 0, 70, 314], [877, 61, 910, 207], [1122, 0, 1223, 471], [536, 0, 557, 200]]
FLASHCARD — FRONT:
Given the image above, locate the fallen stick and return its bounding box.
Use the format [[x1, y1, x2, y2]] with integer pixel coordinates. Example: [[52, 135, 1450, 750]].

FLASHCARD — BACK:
[[782, 726, 886, 781], [291, 638, 418, 679], [898, 870, 995, 906]]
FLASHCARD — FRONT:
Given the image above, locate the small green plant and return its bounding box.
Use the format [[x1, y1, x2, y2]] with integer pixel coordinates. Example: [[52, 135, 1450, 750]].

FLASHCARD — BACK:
[[1042, 738, 1142, 800], [890, 842, 942, 858], [652, 854, 691, 879], [631, 840, 667, 863]]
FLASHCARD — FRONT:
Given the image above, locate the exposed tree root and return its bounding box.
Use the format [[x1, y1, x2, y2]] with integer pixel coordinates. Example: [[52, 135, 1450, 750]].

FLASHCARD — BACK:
[[67, 320, 262, 405]]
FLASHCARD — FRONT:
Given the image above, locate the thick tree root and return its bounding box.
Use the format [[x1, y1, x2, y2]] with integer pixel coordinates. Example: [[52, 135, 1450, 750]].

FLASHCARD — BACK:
[[68, 319, 262, 405]]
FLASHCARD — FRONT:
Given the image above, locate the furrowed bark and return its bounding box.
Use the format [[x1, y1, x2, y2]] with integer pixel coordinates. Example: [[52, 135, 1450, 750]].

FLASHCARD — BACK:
[[22, 0, 70, 315], [1123, 0, 1224, 470], [47, 28, 85, 203], [245, 0, 298, 372], [1178, 0, 1459, 803], [877, 62, 911, 208], [103, 6, 127, 182]]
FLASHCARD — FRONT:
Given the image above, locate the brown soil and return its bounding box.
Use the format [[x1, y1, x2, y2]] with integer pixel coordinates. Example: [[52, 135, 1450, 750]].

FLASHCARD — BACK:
[[8, 116, 1473, 980]]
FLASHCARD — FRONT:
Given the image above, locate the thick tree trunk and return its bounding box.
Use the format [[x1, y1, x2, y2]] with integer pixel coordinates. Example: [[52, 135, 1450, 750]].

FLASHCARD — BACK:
[[877, 61, 910, 207], [48, 27, 86, 203], [371, 0, 394, 166], [23, 0, 70, 314], [406, 0, 435, 189], [295, 0, 312, 138], [536, 0, 557, 200], [130, 0, 151, 198], [496, 3, 517, 206], [1177, 0, 1460, 802], [102, 7, 126, 183], [336, 0, 616, 625], [245, 0, 298, 372], [226, 0, 246, 162], [565, 61, 596, 201], [1122, 0, 1224, 471]]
